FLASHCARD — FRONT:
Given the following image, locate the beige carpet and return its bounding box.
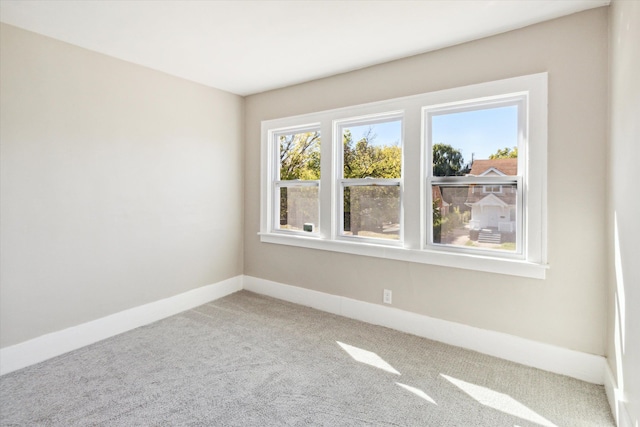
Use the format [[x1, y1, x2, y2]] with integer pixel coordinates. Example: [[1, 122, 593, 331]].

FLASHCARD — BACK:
[[0, 291, 614, 426]]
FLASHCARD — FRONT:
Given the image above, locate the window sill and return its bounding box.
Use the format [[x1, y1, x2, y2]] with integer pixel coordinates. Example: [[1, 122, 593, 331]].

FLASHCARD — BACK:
[[258, 232, 548, 279]]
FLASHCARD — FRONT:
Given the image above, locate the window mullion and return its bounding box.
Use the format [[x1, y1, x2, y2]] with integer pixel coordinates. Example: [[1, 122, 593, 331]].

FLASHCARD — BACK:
[[319, 120, 333, 239], [431, 176, 518, 185], [340, 178, 400, 186], [276, 180, 320, 188]]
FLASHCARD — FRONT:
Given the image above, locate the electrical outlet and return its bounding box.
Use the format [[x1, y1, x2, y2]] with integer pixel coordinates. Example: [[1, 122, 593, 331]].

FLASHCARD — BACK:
[[383, 289, 392, 304]]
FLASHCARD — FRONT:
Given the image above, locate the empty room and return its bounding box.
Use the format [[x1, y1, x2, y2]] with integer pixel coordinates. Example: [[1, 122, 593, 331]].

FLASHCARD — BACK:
[[0, 0, 638, 426]]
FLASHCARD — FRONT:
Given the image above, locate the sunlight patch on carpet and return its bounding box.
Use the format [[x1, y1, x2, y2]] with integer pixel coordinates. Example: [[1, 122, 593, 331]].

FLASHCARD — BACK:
[[396, 382, 437, 404], [337, 341, 400, 375], [441, 374, 557, 427]]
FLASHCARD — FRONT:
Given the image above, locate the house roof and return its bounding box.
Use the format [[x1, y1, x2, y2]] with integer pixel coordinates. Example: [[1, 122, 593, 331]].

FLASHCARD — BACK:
[[465, 185, 517, 206], [467, 193, 510, 207], [468, 158, 518, 176]]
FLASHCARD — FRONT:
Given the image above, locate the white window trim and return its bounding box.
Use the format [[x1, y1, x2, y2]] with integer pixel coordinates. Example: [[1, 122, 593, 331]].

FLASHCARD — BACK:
[[260, 73, 548, 279]]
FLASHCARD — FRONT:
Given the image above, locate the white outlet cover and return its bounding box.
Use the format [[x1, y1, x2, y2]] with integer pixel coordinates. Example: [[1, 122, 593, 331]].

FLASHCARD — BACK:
[[383, 290, 392, 304]]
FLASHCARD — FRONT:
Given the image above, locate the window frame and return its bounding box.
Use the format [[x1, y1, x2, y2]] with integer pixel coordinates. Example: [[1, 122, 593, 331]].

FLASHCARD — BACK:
[[266, 123, 322, 237], [259, 73, 548, 279], [335, 112, 404, 245], [424, 95, 526, 259]]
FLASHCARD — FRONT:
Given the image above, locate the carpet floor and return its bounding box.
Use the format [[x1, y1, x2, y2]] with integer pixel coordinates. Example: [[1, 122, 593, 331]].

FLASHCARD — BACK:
[[0, 291, 614, 426]]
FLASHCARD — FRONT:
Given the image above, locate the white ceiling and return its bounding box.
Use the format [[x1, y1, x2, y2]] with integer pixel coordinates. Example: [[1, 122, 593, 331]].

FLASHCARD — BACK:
[[0, 0, 609, 96]]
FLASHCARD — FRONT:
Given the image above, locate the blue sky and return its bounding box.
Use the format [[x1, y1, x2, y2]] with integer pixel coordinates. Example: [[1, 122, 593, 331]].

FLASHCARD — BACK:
[[431, 105, 518, 164], [346, 120, 402, 148], [345, 106, 518, 166]]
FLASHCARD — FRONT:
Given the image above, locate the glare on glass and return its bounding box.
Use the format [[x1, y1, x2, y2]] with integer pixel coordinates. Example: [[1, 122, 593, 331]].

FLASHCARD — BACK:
[[432, 184, 517, 252], [343, 185, 400, 240], [278, 187, 319, 232]]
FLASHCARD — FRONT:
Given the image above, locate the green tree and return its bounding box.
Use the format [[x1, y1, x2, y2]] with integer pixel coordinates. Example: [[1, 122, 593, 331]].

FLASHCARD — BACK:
[[342, 128, 401, 237], [279, 132, 321, 180], [489, 146, 518, 159], [343, 129, 400, 179], [433, 143, 467, 176]]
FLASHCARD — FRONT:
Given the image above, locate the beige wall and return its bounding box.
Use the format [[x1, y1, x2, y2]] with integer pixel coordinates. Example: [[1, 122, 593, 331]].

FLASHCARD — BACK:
[[0, 24, 244, 348], [245, 8, 609, 355], [608, 1, 640, 424]]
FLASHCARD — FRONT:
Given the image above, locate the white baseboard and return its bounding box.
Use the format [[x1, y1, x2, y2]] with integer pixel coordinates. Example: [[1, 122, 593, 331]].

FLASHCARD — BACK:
[[604, 362, 634, 427], [243, 275, 343, 315], [0, 276, 243, 376], [1, 274, 607, 387], [243, 275, 606, 385]]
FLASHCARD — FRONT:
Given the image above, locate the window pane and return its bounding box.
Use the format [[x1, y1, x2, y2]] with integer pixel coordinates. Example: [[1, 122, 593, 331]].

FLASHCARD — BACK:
[[278, 186, 319, 232], [279, 131, 321, 180], [343, 185, 400, 240], [343, 119, 402, 179], [432, 184, 517, 252], [431, 105, 518, 177]]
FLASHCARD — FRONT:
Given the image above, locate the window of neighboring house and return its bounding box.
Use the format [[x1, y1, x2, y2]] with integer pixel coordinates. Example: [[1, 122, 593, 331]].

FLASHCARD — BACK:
[[483, 185, 503, 194], [260, 73, 547, 278], [427, 101, 523, 256], [272, 126, 321, 234], [337, 114, 403, 242]]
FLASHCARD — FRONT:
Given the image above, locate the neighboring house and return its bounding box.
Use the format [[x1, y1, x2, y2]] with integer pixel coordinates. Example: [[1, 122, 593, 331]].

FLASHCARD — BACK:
[[465, 159, 517, 238], [468, 158, 517, 177]]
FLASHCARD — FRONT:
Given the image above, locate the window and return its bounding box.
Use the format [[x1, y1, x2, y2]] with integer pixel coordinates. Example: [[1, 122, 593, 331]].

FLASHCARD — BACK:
[[427, 101, 523, 256], [260, 73, 547, 278], [483, 185, 503, 194], [338, 114, 403, 242], [272, 127, 321, 234]]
